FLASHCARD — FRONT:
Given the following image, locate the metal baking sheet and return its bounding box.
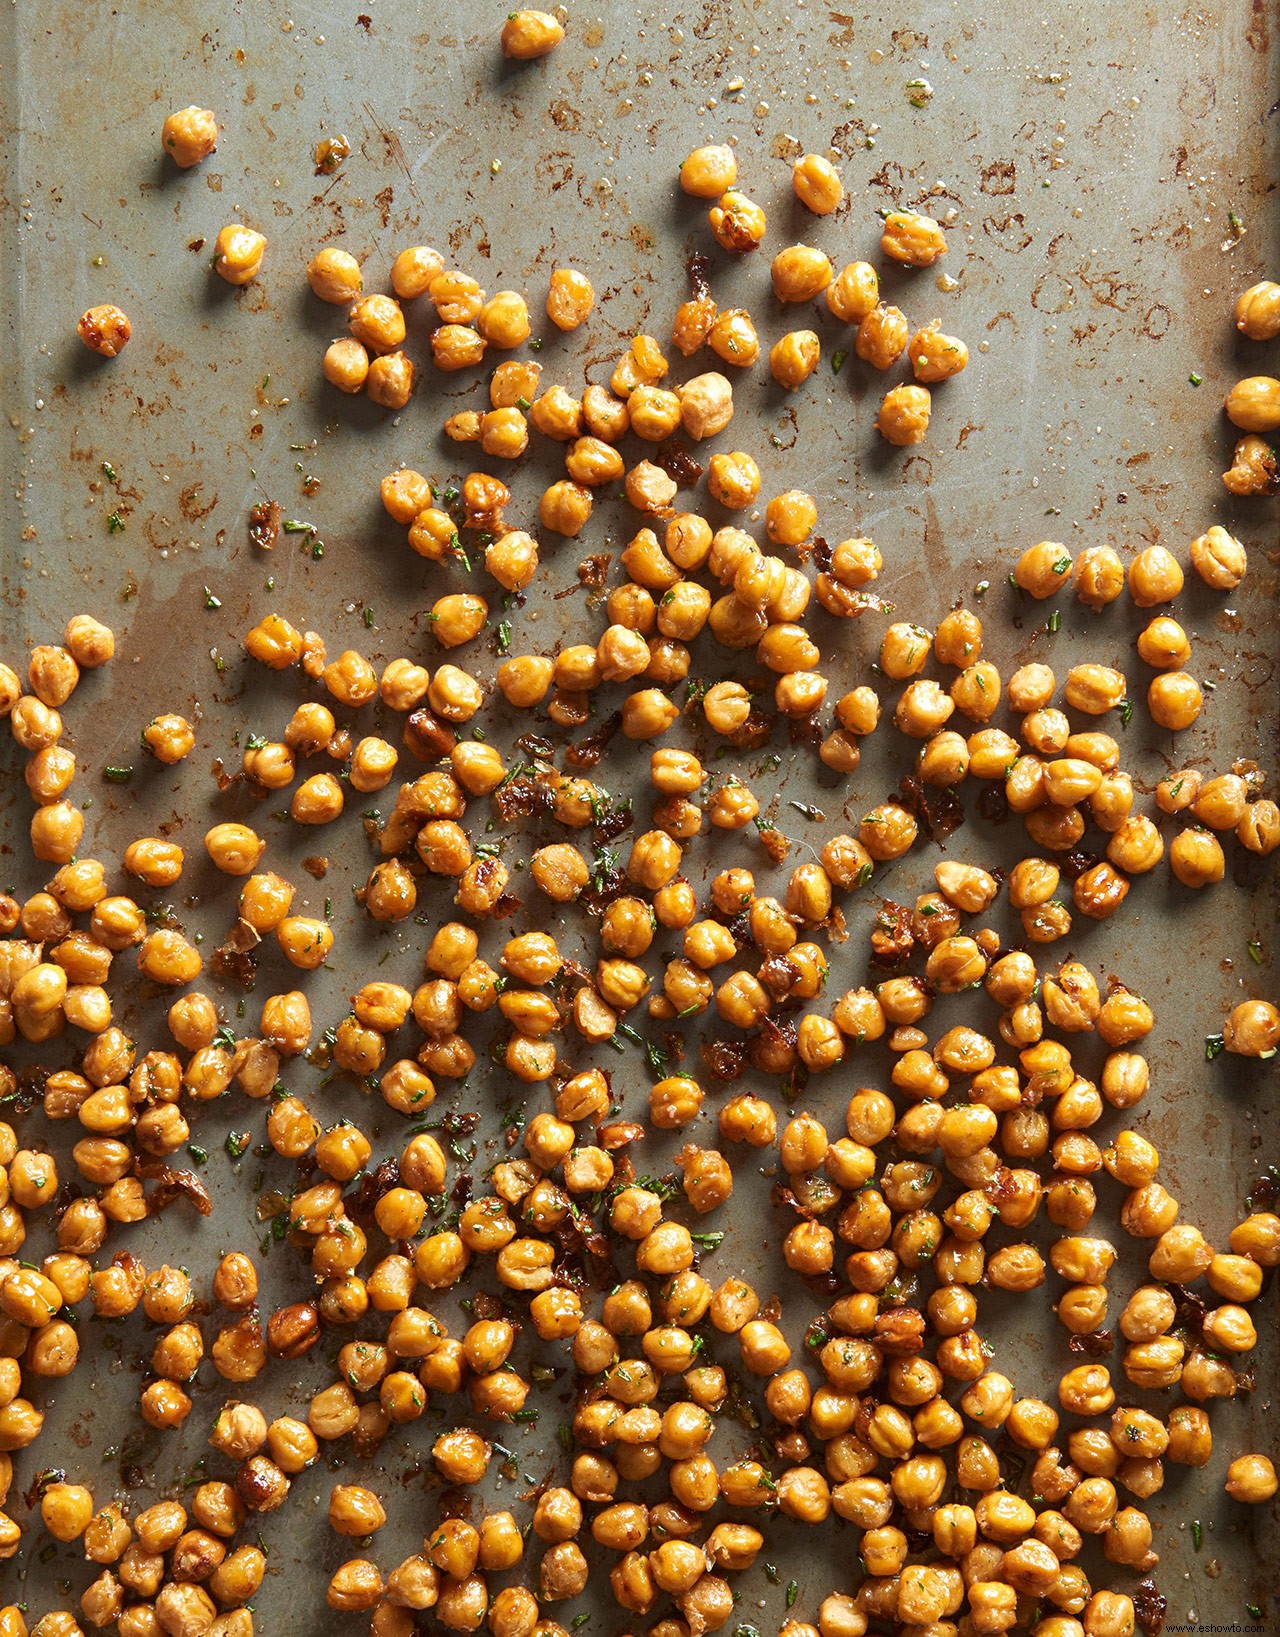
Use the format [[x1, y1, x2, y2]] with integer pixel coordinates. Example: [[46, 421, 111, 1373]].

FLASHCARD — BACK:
[[1, 0, 1277, 1628]]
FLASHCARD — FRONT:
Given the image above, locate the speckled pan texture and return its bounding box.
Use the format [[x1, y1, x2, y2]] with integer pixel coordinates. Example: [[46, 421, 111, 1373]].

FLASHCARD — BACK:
[[1, 0, 1277, 1629]]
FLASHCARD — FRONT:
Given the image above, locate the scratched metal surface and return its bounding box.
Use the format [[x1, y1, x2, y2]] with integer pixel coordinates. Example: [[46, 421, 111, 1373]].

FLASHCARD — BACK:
[[0, 0, 1277, 1628]]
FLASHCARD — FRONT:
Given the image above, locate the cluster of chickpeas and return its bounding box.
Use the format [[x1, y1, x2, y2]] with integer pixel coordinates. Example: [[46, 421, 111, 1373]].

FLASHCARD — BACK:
[[30, 81, 1280, 1637], [309, 242, 596, 412], [1223, 277, 1279, 496], [676, 143, 966, 446], [77, 106, 266, 357]]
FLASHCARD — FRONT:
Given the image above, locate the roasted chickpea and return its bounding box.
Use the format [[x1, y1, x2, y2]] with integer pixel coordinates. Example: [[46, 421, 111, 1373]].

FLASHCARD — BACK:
[[680, 144, 737, 197], [213, 224, 265, 285], [709, 190, 767, 253], [881, 210, 947, 266]]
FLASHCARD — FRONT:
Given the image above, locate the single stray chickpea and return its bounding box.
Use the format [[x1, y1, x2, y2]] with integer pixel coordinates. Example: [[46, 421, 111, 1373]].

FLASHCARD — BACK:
[[214, 225, 266, 286], [501, 8, 565, 58], [163, 105, 218, 167], [793, 153, 844, 214], [77, 305, 131, 357], [547, 267, 595, 330]]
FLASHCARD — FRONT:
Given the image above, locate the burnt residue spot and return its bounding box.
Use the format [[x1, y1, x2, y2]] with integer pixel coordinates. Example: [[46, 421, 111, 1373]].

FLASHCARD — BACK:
[[653, 440, 703, 487], [983, 213, 1032, 254], [980, 159, 1016, 195], [178, 485, 217, 523], [564, 711, 621, 770], [1067, 1329, 1114, 1356], [549, 101, 582, 133], [576, 553, 611, 590], [685, 250, 712, 299], [1133, 1581, 1167, 1637], [356, 12, 372, 27], [374, 185, 394, 227], [248, 500, 279, 550], [897, 774, 963, 842]]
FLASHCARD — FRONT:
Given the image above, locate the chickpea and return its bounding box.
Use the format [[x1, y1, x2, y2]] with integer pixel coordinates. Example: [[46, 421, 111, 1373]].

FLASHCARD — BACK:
[[1223, 433, 1278, 495], [1235, 278, 1280, 338], [707, 450, 761, 509], [78, 302, 132, 356], [385, 245, 443, 300], [1224, 998, 1280, 1057], [1188, 524, 1247, 589], [1169, 828, 1224, 888], [771, 329, 821, 390], [539, 479, 593, 537], [162, 104, 218, 168], [881, 210, 947, 266], [1224, 374, 1280, 433], [709, 190, 767, 253], [368, 351, 415, 408], [324, 336, 369, 392], [1225, 1453, 1278, 1503], [1064, 664, 1127, 715], [680, 144, 737, 197], [909, 321, 969, 382], [1135, 615, 1191, 669], [1127, 543, 1184, 606], [307, 247, 362, 304], [213, 224, 265, 285], [856, 304, 908, 369], [772, 243, 833, 302], [139, 712, 197, 767]]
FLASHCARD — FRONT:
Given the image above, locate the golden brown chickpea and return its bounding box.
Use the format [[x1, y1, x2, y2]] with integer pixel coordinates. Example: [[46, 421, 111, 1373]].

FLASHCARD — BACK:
[[538, 479, 593, 538], [1014, 541, 1074, 599], [881, 211, 947, 266], [772, 243, 834, 302], [307, 247, 362, 304], [139, 711, 193, 764], [1224, 998, 1280, 1057], [78, 303, 131, 356], [1225, 375, 1280, 432], [909, 321, 969, 382], [680, 143, 737, 197], [707, 450, 761, 509], [1127, 543, 1184, 606], [323, 336, 370, 392], [1235, 278, 1280, 338], [709, 189, 767, 253], [501, 7, 564, 56], [856, 304, 909, 369], [162, 103, 218, 167], [213, 223, 265, 286], [1147, 670, 1202, 730], [1223, 434, 1278, 495], [1135, 615, 1191, 670], [1225, 1453, 1278, 1503], [771, 329, 822, 390], [1169, 827, 1224, 888], [1186, 524, 1246, 590], [367, 351, 415, 409]]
